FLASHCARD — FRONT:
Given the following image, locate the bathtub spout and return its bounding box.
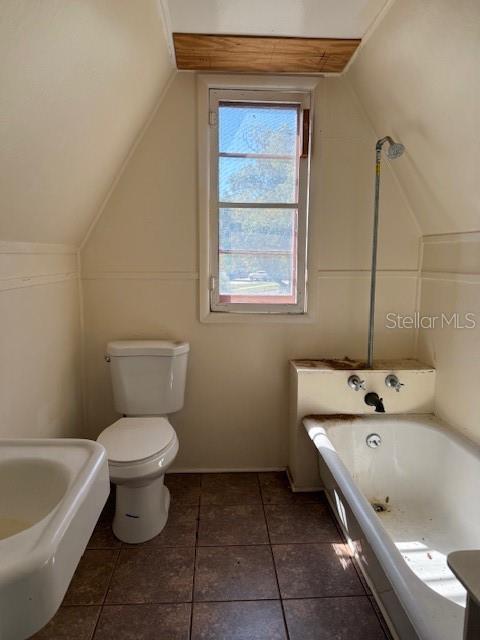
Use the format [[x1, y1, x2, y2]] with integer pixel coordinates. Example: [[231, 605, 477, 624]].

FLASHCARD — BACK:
[[364, 392, 385, 413]]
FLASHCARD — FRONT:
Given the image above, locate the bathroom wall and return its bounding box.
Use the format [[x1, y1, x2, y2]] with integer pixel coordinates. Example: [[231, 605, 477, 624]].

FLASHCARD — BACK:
[[417, 233, 480, 445], [0, 1, 173, 439], [0, 243, 83, 438], [347, 0, 480, 444], [0, 0, 173, 245], [347, 0, 480, 235], [81, 72, 420, 470]]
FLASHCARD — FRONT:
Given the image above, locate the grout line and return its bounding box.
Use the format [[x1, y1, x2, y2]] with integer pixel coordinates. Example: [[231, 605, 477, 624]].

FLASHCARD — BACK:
[[89, 548, 121, 639], [321, 492, 371, 597], [92, 594, 374, 606], [258, 473, 291, 640], [188, 474, 205, 638], [189, 501, 201, 639], [194, 540, 342, 548], [88, 606, 102, 640], [102, 549, 121, 604]]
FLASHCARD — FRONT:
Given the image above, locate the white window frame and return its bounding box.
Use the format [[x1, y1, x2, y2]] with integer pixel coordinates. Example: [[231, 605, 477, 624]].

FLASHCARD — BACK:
[[197, 75, 317, 323]]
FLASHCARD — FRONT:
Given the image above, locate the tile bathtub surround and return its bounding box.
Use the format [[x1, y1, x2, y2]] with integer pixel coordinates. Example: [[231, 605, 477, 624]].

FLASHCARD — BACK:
[[32, 472, 390, 640]]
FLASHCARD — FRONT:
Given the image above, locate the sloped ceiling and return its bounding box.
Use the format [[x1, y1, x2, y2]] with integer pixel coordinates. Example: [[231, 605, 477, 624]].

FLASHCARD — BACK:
[[2, 0, 476, 245], [348, 0, 480, 235], [0, 0, 173, 246], [164, 0, 391, 38]]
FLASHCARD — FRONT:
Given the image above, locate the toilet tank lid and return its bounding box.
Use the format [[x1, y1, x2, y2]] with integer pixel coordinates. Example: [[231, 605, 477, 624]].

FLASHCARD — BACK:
[[107, 340, 189, 357]]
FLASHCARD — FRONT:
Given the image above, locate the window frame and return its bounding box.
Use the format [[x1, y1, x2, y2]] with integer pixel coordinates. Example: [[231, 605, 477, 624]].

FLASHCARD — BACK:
[[197, 75, 317, 323]]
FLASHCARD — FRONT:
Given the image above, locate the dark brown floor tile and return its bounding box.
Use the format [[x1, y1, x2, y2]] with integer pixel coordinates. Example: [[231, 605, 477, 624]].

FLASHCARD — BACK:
[[272, 543, 364, 599], [30, 606, 100, 639], [192, 601, 287, 640], [165, 473, 202, 506], [265, 503, 341, 544], [284, 597, 387, 640], [93, 603, 191, 639], [63, 550, 118, 605], [106, 547, 194, 604], [201, 473, 261, 505], [124, 505, 199, 547], [88, 519, 121, 549], [194, 545, 279, 601], [198, 504, 268, 546], [259, 472, 324, 505]]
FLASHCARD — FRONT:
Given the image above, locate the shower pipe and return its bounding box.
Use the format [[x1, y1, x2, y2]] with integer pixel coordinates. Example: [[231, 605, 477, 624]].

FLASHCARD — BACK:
[[367, 136, 405, 368]]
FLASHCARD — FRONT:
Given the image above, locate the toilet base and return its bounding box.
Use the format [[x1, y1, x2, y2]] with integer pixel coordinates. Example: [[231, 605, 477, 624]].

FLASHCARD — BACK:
[[112, 476, 171, 544]]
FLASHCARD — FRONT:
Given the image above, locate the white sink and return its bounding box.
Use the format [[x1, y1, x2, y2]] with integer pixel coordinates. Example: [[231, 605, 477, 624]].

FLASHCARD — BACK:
[[0, 439, 109, 640]]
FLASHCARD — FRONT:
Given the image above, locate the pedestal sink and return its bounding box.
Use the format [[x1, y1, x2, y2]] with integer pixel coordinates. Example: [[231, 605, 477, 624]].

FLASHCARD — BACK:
[[0, 439, 109, 640]]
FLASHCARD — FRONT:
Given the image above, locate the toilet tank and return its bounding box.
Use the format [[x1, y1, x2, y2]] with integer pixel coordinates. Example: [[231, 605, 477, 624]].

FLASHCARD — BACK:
[[106, 340, 189, 416]]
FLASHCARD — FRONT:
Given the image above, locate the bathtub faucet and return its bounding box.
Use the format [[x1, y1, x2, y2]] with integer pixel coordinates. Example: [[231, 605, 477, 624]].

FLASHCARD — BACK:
[[364, 392, 385, 413]]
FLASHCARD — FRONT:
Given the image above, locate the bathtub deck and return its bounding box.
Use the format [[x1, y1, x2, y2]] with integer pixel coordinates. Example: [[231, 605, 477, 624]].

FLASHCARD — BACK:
[[31, 472, 391, 639]]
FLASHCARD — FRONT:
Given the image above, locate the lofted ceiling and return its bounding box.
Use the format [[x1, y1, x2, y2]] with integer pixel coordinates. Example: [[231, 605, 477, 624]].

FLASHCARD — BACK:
[[162, 0, 392, 39], [165, 0, 393, 74], [348, 0, 480, 235], [2, 0, 476, 248], [0, 0, 173, 246]]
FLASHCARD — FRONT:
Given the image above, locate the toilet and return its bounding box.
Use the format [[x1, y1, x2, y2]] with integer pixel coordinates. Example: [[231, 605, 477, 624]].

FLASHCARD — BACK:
[[97, 340, 189, 544]]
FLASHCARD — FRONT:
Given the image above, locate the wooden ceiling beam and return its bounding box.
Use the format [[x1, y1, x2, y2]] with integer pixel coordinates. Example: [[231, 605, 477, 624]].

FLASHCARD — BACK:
[[173, 34, 360, 74]]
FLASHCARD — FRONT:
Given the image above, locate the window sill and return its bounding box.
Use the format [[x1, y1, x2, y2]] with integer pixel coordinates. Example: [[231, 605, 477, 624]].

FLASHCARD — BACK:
[[199, 308, 318, 324]]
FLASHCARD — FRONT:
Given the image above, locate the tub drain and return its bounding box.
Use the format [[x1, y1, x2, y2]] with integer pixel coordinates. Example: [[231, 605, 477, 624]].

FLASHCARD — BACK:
[[371, 502, 387, 513]]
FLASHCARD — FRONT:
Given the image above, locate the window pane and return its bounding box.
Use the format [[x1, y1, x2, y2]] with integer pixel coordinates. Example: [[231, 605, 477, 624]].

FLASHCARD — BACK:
[[219, 208, 296, 252], [219, 104, 298, 156], [218, 208, 297, 303], [219, 253, 296, 300], [219, 157, 296, 203]]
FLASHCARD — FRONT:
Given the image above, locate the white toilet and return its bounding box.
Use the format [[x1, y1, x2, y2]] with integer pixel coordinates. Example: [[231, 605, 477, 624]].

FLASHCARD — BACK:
[[97, 340, 189, 544]]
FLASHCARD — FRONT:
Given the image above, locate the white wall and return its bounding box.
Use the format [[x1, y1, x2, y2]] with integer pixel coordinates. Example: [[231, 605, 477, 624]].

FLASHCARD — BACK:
[[0, 244, 83, 438], [0, 0, 173, 245], [81, 72, 420, 470], [418, 233, 480, 445], [0, 1, 173, 440], [347, 0, 480, 444], [348, 0, 480, 235]]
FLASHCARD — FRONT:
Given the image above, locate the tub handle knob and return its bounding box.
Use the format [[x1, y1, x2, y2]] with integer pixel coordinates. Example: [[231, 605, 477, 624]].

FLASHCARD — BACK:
[[385, 374, 404, 392], [348, 375, 366, 391]]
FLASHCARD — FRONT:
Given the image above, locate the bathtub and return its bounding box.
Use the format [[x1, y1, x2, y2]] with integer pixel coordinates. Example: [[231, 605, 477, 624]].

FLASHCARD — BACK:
[[303, 414, 480, 640]]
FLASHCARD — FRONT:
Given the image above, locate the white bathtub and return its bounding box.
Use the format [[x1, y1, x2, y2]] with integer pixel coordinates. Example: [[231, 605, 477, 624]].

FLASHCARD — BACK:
[[303, 414, 480, 640]]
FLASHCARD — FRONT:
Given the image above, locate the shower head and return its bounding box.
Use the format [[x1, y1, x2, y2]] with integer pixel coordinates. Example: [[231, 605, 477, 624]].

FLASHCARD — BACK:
[[387, 142, 405, 159], [376, 136, 405, 159]]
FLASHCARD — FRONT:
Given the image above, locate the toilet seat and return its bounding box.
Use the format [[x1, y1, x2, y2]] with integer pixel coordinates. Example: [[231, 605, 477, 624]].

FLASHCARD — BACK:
[[98, 416, 175, 464]]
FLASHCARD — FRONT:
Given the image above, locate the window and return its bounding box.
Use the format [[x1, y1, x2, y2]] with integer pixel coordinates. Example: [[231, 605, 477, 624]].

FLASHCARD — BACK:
[[207, 88, 312, 314]]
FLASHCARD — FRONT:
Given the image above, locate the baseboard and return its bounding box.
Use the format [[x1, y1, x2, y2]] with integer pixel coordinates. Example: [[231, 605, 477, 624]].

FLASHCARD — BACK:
[[167, 467, 287, 474], [286, 466, 324, 493]]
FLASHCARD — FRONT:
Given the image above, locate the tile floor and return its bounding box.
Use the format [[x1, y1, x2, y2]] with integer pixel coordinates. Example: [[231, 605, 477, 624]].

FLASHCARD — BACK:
[[31, 472, 392, 640]]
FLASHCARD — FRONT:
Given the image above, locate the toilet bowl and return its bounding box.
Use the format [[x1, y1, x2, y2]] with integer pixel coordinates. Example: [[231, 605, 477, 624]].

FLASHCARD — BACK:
[[96, 340, 189, 544], [98, 417, 179, 543]]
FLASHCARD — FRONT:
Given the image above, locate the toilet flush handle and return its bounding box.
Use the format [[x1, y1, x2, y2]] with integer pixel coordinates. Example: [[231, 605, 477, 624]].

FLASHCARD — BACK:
[[104, 354, 111, 363]]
